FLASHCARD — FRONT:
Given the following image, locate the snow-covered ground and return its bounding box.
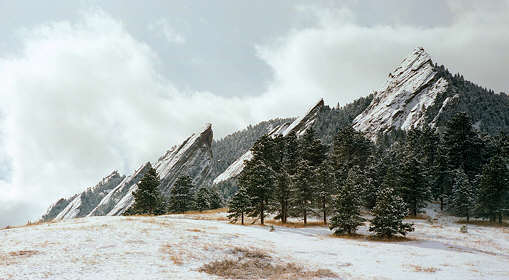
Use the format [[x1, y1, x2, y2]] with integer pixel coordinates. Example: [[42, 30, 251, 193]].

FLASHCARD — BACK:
[[1, 209, 508, 279]]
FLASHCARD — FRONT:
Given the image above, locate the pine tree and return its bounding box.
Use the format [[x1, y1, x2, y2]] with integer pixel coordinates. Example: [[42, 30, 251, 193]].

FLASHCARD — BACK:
[[315, 159, 334, 224], [208, 188, 223, 209], [448, 169, 476, 222], [292, 159, 315, 224], [399, 151, 430, 216], [128, 166, 164, 215], [240, 157, 276, 225], [331, 126, 372, 181], [227, 187, 251, 225], [477, 155, 509, 222], [369, 188, 414, 238], [168, 175, 194, 213], [194, 187, 210, 212], [329, 166, 365, 235]]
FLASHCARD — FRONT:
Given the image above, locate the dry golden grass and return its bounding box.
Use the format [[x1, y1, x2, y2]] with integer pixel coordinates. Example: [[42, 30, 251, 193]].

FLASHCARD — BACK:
[[1, 220, 57, 231], [160, 244, 185, 265], [186, 228, 203, 233], [182, 208, 227, 215], [265, 220, 328, 228], [408, 264, 439, 273], [457, 220, 509, 227], [199, 247, 338, 279], [0, 250, 40, 266]]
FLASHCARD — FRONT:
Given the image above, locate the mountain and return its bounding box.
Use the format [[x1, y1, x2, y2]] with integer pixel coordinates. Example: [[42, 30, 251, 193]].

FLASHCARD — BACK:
[[353, 47, 509, 138], [43, 124, 214, 220], [213, 99, 324, 184], [42, 171, 125, 221]]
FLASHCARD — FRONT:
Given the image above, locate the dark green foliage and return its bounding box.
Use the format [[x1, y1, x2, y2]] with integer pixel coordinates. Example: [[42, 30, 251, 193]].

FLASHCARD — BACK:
[[210, 118, 294, 179], [329, 167, 365, 235], [442, 112, 484, 180], [208, 188, 223, 209], [477, 156, 509, 222], [331, 126, 372, 181], [227, 186, 250, 225], [448, 169, 476, 222], [398, 151, 430, 216], [291, 159, 315, 224], [194, 187, 211, 212], [127, 166, 165, 215], [369, 188, 414, 238], [315, 160, 335, 224], [168, 175, 194, 213]]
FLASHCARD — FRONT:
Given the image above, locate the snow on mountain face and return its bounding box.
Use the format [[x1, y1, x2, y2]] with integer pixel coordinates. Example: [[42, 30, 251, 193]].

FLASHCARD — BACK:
[[155, 123, 213, 194], [43, 124, 214, 220], [213, 99, 324, 184], [353, 47, 449, 139], [88, 162, 152, 217], [44, 171, 125, 221]]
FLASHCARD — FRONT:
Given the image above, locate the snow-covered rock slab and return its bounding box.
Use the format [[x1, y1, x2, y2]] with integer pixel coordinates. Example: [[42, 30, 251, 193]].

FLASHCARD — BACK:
[[353, 47, 449, 139]]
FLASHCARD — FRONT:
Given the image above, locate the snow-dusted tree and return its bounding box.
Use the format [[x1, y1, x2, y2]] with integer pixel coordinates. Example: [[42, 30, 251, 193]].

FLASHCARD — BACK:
[[477, 155, 509, 222], [168, 175, 194, 213], [399, 152, 430, 216], [291, 159, 315, 224], [329, 166, 365, 235], [369, 187, 414, 238], [128, 166, 165, 215], [208, 188, 223, 209], [194, 187, 210, 212], [449, 169, 477, 222], [227, 186, 251, 225], [315, 159, 334, 224]]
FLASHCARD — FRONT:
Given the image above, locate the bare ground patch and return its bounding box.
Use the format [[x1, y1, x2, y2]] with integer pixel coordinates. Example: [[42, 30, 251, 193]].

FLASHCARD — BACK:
[[199, 247, 338, 279]]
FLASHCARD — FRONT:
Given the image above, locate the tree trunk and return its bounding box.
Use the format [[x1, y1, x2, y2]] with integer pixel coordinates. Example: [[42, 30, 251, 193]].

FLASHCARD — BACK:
[[260, 206, 264, 225], [466, 210, 469, 223], [322, 199, 327, 224], [440, 196, 444, 211], [241, 212, 244, 225], [499, 212, 502, 224], [303, 208, 307, 225]]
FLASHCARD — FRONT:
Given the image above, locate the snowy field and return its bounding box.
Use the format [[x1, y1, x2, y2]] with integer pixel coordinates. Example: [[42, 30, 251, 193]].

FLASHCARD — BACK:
[[1, 208, 509, 280]]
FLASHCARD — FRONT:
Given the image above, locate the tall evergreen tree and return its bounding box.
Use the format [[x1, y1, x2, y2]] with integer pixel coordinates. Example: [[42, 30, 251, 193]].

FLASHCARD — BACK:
[[128, 166, 164, 215], [448, 169, 476, 222], [208, 188, 223, 209], [168, 175, 194, 213], [443, 112, 484, 179], [331, 126, 372, 181], [477, 155, 509, 222], [227, 186, 251, 225], [399, 151, 430, 216], [329, 167, 365, 235], [369, 188, 414, 238], [315, 159, 334, 224], [194, 187, 210, 212], [291, 159, 315, 224]]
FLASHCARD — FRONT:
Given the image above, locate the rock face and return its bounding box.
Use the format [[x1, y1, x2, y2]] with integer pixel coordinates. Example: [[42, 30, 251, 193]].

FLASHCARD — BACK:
[[213, 99, 324, 184], [88, 162, 152, 216], [155, 123, 213, 194], [42, 171, 125, 221], [43, 124, 214, 220], [353, 47, 448, 139]]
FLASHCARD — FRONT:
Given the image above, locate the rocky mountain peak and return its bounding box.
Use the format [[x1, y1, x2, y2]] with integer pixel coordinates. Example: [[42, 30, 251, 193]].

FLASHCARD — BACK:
[[353, 47, 448, 139]]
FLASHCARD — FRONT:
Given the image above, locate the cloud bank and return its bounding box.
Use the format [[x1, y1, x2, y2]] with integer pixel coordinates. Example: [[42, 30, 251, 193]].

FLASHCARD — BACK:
[[0, 2, 508, 226]]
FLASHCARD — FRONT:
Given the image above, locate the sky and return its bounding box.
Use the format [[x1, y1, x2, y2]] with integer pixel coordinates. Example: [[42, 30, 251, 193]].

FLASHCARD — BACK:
[[0, 0, 508, 227]]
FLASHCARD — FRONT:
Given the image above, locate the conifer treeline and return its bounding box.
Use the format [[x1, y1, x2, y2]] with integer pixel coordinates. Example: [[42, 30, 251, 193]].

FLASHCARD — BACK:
[[228, 112, 509, 236]]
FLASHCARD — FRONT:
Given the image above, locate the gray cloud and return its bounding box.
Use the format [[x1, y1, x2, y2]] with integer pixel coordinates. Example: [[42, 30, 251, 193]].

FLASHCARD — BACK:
[[0, 1, 508, 227]]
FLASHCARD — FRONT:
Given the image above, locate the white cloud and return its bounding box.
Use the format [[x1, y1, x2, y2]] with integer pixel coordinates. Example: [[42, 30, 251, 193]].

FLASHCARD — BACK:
[[148, 18, 186, 44], [1, 2, 508, 225]]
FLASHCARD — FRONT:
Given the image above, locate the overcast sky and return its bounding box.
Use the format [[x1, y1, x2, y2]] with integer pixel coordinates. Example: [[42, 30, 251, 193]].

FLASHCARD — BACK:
[[1, 0, 508, 227]]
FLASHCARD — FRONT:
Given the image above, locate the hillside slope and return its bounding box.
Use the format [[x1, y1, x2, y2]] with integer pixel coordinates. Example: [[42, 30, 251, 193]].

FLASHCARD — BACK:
[[2, 211, 508, 279]]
